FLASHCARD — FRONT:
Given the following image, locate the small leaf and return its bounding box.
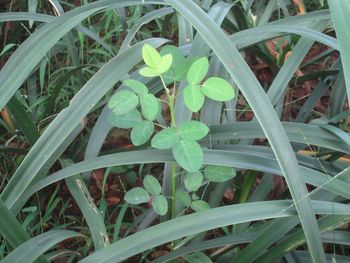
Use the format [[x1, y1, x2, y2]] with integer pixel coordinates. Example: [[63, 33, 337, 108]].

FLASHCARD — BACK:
[[202, 77, 235, 101], [184, 171, 203, 192], [172, 140, 203, 172], [178, 121, 209, 141], [151, 128, 179, 149], [107, 109, 142, 129], [159, 54, 173, 74], [187, 57, 209, 85], [123, 79, 148, 95], [124, 187, 150, 205], [140, 94, 159, 121], [175, 190, 191, 207], [143, 175, 162, 195], [183, 85, 205, 112], [130, 120, 154, 146], [108, 90, 139, 115], [151, 195, 168, 216], [190, 200, 210, 212], [204, 165, 236, 183], [142, 44, 162, 68], [139, 67, 160, 77]]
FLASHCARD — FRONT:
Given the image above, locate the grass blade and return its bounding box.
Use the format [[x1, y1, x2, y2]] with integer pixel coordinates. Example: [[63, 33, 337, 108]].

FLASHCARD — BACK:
[[1, 230, 82, 263]]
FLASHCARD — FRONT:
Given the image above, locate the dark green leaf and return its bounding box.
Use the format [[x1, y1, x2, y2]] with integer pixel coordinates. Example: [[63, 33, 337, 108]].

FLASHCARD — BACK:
[[151, 128, 179, 149], [124, 187, 150, 205], [190, 200, 210, 212], [178, 121, 209, 141], [108, 90, 139, 115], [130, 121, 154, 146], [204, 165, 236, 183], [175, 190, 192, 207], [185, 171, 203, 192], [151, 195, 168, 216], [107, 109, 142, 129], [187, 57, 209, 85], [143, 175, 162, 195], [123, 79, 148, 95], [140, 94, 159, 121], [172, 140, 203, 172]]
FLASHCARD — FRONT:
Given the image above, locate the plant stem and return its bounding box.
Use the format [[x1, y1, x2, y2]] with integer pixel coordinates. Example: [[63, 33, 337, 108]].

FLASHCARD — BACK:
[[160, 75, 177, 219]]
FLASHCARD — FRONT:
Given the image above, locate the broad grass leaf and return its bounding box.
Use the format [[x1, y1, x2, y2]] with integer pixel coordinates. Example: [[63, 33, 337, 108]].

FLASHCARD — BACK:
[[151, 128, 179, 149], [124, 187, 150, 205], [187, 57, 209, 85], [202, 77, 235, 101], [130, 120, 154, 146], [183, 85, 205, 112], [108, 90, 139, 115], [143, 175, 162, 195], [172, 140, 203, 172]]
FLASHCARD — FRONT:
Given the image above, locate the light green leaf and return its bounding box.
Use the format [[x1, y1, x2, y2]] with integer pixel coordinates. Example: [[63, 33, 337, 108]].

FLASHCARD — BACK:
[[123, 79, 148, 95], [178, 121, 209, 141], [190, 200, 210, 212], [151, 195, 168, 216], [151, 128, 179, 149], [202, 77, 235, 101], [184, 171, 203, 192], [139, 66, 160, 77], [108, 90, 139, 115], [143, 175, 162, 195], [124, 187, 150, 205], [204, 165, 236, 183], [142, 43, 162, 68], [183, 85, 205, 112], [187, 57, 209, 85], [172, 140, 203, 172], [130, 121, 154, 146], [159, 53, 173, 73], [107, 109, 142, 129], [140, 94, 159, 121], [175, 190, 191, 207]]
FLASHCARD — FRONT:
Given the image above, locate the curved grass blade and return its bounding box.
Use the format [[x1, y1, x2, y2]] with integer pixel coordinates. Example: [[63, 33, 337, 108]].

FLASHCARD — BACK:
[[62, 160, 109, 250], [80, 200, 350, 263], [329, 0, 350, 100], [2, 38, 168, 211], [162, 2, 330, 260], [19, 149, 350, 210], [1, 230, 83, 263], [0, 0, 164, 111]]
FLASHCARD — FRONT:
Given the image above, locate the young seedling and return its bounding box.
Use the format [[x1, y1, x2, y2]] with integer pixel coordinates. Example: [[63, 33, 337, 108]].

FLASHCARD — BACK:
[[108, 44, 236, 217]]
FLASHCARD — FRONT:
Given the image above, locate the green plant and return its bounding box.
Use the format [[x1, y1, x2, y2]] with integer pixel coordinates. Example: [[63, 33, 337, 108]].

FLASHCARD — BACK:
[[2, 0, 350, 263], [107, 44, 236, 216]]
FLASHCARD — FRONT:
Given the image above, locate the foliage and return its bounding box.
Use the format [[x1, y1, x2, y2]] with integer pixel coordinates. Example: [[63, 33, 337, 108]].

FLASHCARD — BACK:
[[1, 0, 350, 263]]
